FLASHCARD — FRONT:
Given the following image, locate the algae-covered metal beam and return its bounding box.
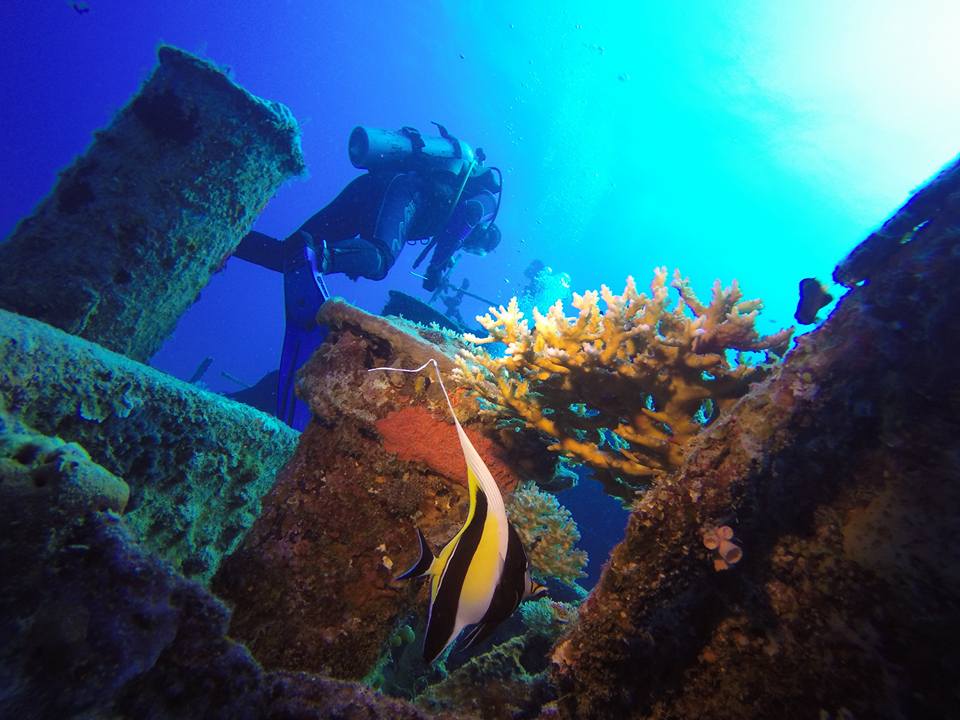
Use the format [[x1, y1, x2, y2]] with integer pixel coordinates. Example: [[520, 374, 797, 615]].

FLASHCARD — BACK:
[[0, 406, 439, 719], [0, 45, 305, 361], [0, 308, 299, 583]]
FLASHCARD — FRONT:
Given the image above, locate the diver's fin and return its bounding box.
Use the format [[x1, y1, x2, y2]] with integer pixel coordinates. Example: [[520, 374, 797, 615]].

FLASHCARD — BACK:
[[395, 527, 435, 580], [188, 356, 214, 384], [277, 232, 330, 430], [234, 231, 284, 272]]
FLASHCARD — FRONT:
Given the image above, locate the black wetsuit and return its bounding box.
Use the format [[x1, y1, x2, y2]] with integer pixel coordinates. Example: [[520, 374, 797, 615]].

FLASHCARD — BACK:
[[297, 167, 499, 287], [229, 166, 498, 430]]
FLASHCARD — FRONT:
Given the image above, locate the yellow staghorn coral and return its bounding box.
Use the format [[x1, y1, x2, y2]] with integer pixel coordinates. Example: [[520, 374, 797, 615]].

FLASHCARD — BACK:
[[506, 482, 588, 592], [456, 268, 793, 501]]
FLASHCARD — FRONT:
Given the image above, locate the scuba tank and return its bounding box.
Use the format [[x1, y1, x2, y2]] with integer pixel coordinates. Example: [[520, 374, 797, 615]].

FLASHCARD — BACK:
[[351, 123, 501, 279], [348, 124, 477, 177]]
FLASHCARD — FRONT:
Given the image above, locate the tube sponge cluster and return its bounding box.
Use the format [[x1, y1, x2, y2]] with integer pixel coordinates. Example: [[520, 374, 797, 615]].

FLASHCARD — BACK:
[[456, 269, 793, 501], [702, 525, 743, 571]]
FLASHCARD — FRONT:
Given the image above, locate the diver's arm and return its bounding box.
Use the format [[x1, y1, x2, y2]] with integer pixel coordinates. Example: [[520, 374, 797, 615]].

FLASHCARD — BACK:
[[423, 232, 461, 291], [422, 190, 497, 291], [424, 254, 456, 293]]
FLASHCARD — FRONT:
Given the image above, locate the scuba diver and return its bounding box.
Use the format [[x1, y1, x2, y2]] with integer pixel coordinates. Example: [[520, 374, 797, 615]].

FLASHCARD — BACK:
[[233, 123, 503, 430], [516, 259, 572, 315]]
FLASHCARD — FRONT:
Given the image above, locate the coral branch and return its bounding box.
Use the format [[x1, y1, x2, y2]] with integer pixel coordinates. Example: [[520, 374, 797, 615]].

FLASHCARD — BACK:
[[455, 269, 793, 501], [506, 482, 587, 590]]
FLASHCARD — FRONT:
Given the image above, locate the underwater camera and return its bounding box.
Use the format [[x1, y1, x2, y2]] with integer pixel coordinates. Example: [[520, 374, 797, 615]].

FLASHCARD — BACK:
[[348, 124, 477, 176]]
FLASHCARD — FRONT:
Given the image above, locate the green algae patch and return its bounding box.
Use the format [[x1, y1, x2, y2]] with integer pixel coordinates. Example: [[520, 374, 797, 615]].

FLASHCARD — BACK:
[[0, 309, 298, 583]]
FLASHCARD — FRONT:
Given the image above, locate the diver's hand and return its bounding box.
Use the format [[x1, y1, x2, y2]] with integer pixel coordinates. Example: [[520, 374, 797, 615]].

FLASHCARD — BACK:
[[422, 267, 443, 292]]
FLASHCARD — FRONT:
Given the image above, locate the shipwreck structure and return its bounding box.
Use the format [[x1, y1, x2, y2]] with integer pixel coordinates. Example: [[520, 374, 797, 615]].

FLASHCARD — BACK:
[[549, 157, 960, 719], [1, 41, 958, 720], [0, 45, 304, 361]]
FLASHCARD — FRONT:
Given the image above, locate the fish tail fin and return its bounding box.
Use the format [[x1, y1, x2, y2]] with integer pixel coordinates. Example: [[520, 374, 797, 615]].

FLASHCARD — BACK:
[[528, 581, 549, 599], [395, 527, 435, 580]]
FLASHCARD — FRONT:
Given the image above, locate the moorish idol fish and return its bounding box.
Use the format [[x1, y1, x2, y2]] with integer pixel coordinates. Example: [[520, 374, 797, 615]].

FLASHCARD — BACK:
[[794, 277, 833, 325], [369, 359, 547, 663]]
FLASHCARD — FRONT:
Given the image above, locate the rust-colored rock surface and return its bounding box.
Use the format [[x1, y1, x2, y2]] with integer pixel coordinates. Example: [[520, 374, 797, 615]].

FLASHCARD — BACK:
[[550, 157, 960, 719], [376, 405, 519, 493], [213, 301, 546, 681]]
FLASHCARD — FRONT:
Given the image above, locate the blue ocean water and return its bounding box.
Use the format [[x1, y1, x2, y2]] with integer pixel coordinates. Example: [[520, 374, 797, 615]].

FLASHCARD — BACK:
[[4, 1, 958, 392], [2, 0, 957, 595]]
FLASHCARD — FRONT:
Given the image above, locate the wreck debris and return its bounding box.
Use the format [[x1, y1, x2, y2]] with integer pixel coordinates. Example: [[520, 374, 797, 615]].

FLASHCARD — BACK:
[[833, 153, 960, 287], [550, 157, 960, 720], [0, 308, 297, 582], [0, 45, 305, 361], [0, 465, 441, 719], [213, 300, 550, 681]]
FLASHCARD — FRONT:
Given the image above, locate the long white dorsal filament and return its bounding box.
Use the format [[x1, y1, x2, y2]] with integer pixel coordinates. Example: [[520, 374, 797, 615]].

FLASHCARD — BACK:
[[369, 358, 458, 423], [367, 359, 508, 557]]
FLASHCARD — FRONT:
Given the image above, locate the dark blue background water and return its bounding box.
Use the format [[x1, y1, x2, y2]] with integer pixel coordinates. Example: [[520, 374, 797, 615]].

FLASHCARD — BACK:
[[3, 1, 958, 586]]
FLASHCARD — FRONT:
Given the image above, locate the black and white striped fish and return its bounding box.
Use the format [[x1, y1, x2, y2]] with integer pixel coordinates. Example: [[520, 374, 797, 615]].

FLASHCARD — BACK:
[[374, 360, 547, 663]]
